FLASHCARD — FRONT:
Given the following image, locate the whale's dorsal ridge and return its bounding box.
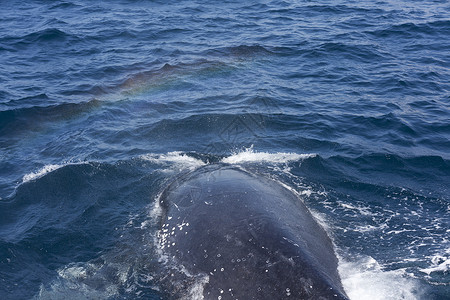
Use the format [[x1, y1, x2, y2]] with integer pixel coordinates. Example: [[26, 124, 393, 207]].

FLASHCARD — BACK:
[[158, 164, 349, 300]]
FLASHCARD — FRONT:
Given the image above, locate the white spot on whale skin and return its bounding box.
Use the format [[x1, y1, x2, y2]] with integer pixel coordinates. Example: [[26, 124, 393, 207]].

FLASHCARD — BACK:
[[283, 236, 300, 247]]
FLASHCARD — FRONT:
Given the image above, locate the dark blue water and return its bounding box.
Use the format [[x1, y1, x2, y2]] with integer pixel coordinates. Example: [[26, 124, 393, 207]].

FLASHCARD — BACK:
[[1, 0, 449, 299]]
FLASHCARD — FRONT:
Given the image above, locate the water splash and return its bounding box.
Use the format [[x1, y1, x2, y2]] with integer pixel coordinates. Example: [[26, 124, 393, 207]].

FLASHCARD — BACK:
[[339, 256, 422, 300], [221, 146, 315, 164]]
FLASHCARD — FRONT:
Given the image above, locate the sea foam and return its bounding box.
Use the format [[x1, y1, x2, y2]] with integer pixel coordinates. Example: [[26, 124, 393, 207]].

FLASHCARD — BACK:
[[140, 151, 206, 171], [339, 256, 422, 300], [221, 147, 315, 164], [22, 164, 63, 183]]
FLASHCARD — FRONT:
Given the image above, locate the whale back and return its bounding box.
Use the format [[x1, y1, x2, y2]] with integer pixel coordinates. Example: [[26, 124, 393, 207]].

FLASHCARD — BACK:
[[159, 165, 349, 300]]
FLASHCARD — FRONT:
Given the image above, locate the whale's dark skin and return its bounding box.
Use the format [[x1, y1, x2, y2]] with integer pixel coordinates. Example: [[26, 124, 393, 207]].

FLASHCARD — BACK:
[[158, 164, 349, 300]]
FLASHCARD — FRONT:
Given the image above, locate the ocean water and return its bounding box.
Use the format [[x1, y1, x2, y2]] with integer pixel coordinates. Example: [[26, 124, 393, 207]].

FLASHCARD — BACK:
[[0, 0, 449, 299]]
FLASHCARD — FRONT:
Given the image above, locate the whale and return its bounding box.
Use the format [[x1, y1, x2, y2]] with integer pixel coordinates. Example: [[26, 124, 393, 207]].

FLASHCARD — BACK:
[[158, 164, 349, 300]]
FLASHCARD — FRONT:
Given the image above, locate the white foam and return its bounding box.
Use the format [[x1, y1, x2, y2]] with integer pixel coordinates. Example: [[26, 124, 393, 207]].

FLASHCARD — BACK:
[[140, 151, 206, 171], [339, 202, 376, 216], [22, 164, 63, 183], [182, 274, 209, 300], [139, 148, 314, 173], [420, 253, 450, 275], [36, 262, 119, 300], [353, 223, 389, 233], [58, 264, 89, 280], [339, 256, 422, 300], [22, 161, 88, 183], [221, 147, 315, 164]]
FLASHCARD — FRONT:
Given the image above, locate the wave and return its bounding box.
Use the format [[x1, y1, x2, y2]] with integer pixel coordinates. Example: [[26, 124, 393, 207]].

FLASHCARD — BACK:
[[328, 153, 449, 176], [266, 4, 388, 17], [349, 113, 417, 136], [1, 163, 96, 241], [0, 99, 101, 136], [48, 2, 81, 10], [0, 159, 162, 299], [302, 41, 390, 63], [204, 44, 274, 57], [1, 93, 50, 110], [304, 4, 387, 15], [322, 153, 449, 192], [22, 164, 68, 183], [0, 159, 157, 242], [366, 20, 450, 39], [115, 46, 271, 97], [23, 28, 69, 42], [107, 59, 236, 99], [1, 28, 80, 50]]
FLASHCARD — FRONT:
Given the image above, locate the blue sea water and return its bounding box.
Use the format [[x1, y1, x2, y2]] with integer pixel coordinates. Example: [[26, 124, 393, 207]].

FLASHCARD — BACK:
[[0, 0, 449, 299]]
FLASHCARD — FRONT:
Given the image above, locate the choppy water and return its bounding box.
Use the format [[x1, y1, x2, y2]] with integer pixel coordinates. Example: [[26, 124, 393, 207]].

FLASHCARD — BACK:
[[0, 0, 449, 299]]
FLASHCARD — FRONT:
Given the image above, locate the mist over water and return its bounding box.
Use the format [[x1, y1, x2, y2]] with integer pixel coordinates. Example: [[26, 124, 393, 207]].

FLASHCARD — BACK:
[[0, 0, 449, 299]]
